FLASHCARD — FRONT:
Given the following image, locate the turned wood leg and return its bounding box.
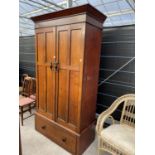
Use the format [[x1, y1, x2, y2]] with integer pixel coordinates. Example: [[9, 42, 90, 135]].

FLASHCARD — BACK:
[[29, 104, 31, 114], [21, 106, 24, 126]]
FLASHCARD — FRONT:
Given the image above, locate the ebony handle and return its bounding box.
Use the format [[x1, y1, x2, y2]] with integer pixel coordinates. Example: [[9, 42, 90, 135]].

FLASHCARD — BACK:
[[50, 61, 53, 69], [53, 61, 59, 71], [41, 125, 46, 130]]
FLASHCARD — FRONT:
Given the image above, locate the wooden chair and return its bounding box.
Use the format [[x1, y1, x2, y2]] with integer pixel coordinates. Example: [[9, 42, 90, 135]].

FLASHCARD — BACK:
[[21, 76, 32, 97], [19, 74, 29, 94], [19, 77, 36, 126], [96, 94, 135, 155], [29, 77, 36, 108], [29, 77, 36, 100], [21, 74, 29, 85], [19, 97, 35, 126]]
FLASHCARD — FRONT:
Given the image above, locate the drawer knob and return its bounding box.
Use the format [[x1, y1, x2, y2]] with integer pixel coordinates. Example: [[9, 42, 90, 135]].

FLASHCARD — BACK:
[[62, 137, 67, 143], [41, 125, 46, 130]]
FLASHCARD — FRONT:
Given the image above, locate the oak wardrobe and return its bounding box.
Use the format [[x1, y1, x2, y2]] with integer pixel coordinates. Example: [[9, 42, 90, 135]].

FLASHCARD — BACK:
[[31, 4, 106, 155]]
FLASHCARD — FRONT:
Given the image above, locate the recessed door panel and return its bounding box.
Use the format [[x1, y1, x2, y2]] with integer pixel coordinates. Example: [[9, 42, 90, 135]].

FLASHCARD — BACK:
[[46, 31, 55, 62], [37, 33, 45, 63], [36, 27, 56, 119], [56, 24, 84, 131], [58, 30, 68, 65], [68, 71, 80, 127], [38, 66, 46, 112], [46, 67, 54, 116], [57, 69, 68, 121], [56, 25, 70, 123], [70, 29, 82, 66]]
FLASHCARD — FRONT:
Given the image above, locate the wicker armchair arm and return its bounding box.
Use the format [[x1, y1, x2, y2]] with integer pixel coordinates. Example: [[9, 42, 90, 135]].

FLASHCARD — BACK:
[[96, 96, 129, 135], [96, 94, 135, 135], [96, 108, 116, 135]]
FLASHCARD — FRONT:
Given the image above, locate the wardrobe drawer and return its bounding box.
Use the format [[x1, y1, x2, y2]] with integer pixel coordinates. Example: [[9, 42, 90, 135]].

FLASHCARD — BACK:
[[35, 114, 77, 154]]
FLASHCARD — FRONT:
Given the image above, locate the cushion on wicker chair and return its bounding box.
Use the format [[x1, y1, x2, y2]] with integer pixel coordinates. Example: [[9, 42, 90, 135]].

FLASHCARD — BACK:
[[19, 97, 35, 106], [101, 124, 135, 155]]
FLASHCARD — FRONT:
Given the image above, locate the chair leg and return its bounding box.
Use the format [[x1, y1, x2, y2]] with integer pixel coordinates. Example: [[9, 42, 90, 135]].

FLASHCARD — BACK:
[[21, 107, 24, 126], [29, 104, 31, 114]]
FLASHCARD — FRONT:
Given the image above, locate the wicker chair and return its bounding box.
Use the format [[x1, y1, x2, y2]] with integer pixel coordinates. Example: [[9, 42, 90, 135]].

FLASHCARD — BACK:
[[19, 77, 36, 126], [96, 94, 135, 155]]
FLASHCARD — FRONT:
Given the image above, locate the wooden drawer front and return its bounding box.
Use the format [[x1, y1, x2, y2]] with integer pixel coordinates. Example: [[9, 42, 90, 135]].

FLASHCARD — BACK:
[[36, 114, 76, 154]]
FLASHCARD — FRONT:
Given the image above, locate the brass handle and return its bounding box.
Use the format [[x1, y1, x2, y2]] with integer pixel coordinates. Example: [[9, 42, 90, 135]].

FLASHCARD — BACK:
[[53, 61, 59, 71], [50, 61, 53, 69]]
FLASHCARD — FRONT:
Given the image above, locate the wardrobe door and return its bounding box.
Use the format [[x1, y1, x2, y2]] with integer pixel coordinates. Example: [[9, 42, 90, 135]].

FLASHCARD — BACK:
[[36, 27, 56, 120], [55, 24, 85, 131]]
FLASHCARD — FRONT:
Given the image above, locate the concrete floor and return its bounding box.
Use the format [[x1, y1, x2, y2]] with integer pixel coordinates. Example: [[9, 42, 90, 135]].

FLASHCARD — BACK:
[[20, 110, 109, 155]]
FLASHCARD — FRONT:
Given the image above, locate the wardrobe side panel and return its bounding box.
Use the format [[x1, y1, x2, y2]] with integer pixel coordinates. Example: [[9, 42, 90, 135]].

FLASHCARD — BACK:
[[80, 24, 102, 131]]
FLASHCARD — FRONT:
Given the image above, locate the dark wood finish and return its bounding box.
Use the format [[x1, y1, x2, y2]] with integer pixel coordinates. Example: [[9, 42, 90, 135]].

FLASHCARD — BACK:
[[20, 106, 24, 126], [34, 14, 103, 29], [19, 124, 22, 155], [19, 26, 135, 121], [76, 123, 95, 155], [36, 113, 76, 154], [32, 4, 106, 155], [30, 77, 36, 95], [20, 73, 28, 86], [36, 113, 95, 155], [31, 4, 106, 23], [21, 77, 32, 97], [80, 23, 102, 131], [55, 23, 85, 132], [19, 76, 36, 125], [35, 27, 56, 120], [21, 76, 36, 97], [19, 101, 35, 126]]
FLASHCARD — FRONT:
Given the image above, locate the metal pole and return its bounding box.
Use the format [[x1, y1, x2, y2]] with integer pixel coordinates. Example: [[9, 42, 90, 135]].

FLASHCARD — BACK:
[[125, 0, 135, 12], [27, 0, 56, 11], [20, 26, 34, 30], [20, 22, 34, 26], [98, 57, 135, 86], [20, 0, 43, 10], [41, 0, 65, 9], [19, 15, 30, 19], [67, 0, 72, 8]]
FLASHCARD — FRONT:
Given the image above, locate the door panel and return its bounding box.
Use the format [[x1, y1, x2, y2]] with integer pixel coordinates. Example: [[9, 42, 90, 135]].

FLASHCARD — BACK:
[[46, 31, 55, 62], [36, 27, 56, 119], [56, 25, 70, 124], [68, 71, 80, 127], [56, 24, 85, 131], [70, 29, 82, 66], [57, 69, 68, 122], [58, 29, 69, 65], [36, 24, 85, 131], [38, 66, 46, 112], [46, 67, 54, 116], [37, 33, 45, 63]]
